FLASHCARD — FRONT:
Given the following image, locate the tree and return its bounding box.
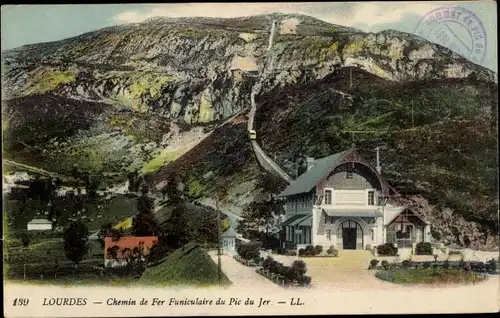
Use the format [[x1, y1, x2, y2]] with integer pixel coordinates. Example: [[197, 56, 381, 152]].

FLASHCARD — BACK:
[[237, 198, 283, 241], [63, 220, 89, 267], [137, 192, 154, 215], [21, 233, 31, 247], [162, 203, 189, 249], [98, 222, 113, 248], [106, 245, 120, 262], [132, 211, 160, 236], [165, 171, 182, 203]]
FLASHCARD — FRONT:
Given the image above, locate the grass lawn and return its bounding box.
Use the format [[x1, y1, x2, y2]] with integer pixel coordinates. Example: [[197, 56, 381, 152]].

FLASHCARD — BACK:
[[6, 238, 103, 263], [139, 243, 231, 287], [375, 268, 487, 285]]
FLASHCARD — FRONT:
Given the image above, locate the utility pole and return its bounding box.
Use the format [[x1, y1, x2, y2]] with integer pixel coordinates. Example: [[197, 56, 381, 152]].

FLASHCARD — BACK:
[[411, 100, 415, 128], [349, 67, 353, 88], [215, 195, 221, 286]]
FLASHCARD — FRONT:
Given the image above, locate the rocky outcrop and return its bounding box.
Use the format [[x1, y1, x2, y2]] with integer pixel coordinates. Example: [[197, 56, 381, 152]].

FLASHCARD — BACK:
[[2, 14, 496, 125]]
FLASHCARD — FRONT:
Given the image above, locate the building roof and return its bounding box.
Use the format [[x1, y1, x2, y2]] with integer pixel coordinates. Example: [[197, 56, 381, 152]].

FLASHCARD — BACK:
[[323, 208, 383, 218], [289, 214, 312, 227], [28, 218, 52, 224], [221, 227, 238, 237], [104, 236, 158, 260], [279, 150, 349, 197]]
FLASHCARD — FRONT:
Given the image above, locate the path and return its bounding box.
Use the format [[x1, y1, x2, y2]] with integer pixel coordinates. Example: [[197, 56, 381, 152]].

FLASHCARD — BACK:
[[208, 251, 282, 292]]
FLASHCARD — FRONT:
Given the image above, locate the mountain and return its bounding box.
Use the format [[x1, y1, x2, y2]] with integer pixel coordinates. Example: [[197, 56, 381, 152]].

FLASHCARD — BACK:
[[2, 13, 498, 249]]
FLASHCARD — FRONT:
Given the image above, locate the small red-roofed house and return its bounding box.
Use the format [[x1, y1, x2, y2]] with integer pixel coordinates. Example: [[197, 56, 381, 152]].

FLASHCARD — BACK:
[[104, 236, 158, 268]]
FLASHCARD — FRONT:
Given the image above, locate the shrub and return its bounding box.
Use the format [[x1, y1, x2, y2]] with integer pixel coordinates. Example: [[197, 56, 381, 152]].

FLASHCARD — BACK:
[[368, 259, 379, 270], [237, 241, 261, 260], [298, 248, 306, 256], [313, 245, 323, 255], [442, 260, 450, 269], [365, 244, 372, 251], [381, 260, 389, 270], [301, 275, 312, 286], [415, 242, 433, 255], [288, 260, 307, 282], [475, 262, 486, 272], [462, 261, 471, 271], [402, 260, 410, 269], [377, 243, 398, 256], [305, 245, 314, 256], [269, 260, 280, 274], [487, 259, 498, 273], [286, 250, 297, 256], [262, 256, 274, 270], [326, 247, 339, 257]]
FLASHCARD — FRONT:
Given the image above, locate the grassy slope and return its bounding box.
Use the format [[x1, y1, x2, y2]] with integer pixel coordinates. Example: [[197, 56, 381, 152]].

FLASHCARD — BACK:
[[139, 243, 231, 286]]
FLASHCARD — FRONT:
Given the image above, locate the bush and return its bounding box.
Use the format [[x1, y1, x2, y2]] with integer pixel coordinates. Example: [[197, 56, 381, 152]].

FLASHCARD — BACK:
[[402, 260, 410, 269], [269, 260, 280, 274], [298, 248, 306, 256], [368, 259, 379, 270], [313, 245, 323, 255], [262, 256, 274, 271], [462, 261, 471, 271], [486, 259, 498, 273], [365, 244, 372, 251], [305, 245, 314, 256], [326, 246, 339, 257], [381, 260, 389, 270], [286, 250, 297, 256], [377, 243, 398, 256], [287, 260, 308, 282], [476, 262, 486, 272], [301, 275, 312, 286], [442, 260, 450, 269], [237, 241, 261, 260], [415, 242, 433, 255]]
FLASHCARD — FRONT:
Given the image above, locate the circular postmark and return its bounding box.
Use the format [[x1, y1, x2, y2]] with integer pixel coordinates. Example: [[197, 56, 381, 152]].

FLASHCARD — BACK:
[[414, 6, 487, 65]]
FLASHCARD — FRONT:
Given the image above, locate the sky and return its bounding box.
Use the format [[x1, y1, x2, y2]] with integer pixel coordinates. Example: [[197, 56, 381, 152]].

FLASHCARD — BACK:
[[1, 2, 497, 72]]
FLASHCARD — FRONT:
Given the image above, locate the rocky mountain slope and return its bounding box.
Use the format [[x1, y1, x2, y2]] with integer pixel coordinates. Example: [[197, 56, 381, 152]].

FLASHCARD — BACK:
[[2, 13, 498, 248]]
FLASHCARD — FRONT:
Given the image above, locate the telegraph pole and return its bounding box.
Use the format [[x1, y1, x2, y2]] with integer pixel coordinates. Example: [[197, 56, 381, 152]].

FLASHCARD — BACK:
[[215, 195, 221, 285], [349, 67, 353, 88], [411, 100, 415, 128]]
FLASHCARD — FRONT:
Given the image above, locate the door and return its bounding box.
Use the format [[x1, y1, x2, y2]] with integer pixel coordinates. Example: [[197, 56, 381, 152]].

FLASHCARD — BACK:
[[343, 228, 357, 249]]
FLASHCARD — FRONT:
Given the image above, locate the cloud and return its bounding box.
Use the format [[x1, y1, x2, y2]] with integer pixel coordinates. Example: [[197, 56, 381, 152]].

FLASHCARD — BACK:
[[111, 2, 444, 28]]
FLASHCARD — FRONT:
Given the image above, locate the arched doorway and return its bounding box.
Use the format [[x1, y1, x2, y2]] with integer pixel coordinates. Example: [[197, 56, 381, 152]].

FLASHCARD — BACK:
[[336, 220, 363, 250]]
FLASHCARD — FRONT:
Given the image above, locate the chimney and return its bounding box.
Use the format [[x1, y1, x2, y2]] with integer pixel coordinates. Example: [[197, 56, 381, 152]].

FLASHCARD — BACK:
[[376, 147, 382, 174], [306, 157, 315, 171]]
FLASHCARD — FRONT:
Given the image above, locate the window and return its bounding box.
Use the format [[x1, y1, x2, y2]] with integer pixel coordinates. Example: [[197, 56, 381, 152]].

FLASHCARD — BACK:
[[346, 162, 354, 179], [327, 230, 331, 241], [324, 189, 332, 205], [368, 191, 374, 205], [370, 230, 374, 241]]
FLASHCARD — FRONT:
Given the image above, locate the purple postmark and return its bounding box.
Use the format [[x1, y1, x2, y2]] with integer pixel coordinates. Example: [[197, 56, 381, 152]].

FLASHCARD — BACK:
[[414, 6, 487, 65]]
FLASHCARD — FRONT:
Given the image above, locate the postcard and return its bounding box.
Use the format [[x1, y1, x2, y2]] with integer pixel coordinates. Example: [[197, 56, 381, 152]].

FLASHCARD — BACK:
[[2, 2, 498, 317]]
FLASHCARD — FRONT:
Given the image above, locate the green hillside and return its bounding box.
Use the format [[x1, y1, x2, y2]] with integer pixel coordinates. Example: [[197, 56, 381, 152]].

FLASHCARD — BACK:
[[139, 243, 231, 287]]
